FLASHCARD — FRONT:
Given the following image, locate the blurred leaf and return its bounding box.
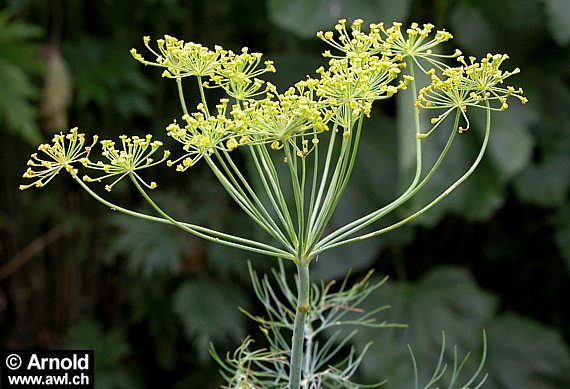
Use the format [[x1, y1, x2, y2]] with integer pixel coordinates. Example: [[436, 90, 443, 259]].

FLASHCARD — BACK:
[[352, 266, 570, 389], [267, 0, 411, 38], [0, 12, 43, 144], [404, 115, 505, 225], [129, 280, 182, 371], [65, 319, 142, 389], [451, 0, 544, 56], [541, 0, 570, 45], [107, 194, 191, 278], [513, 66, 570, 208], [486, 103, 535, 181], [551, 204, 570, 270], [173, 278, 249, 360], [64, 37, 151, 118], [354, 266, 498, 387], [66, 319, 131, 368], [449, 4, 499, 56], [485, 313, 570, 389]]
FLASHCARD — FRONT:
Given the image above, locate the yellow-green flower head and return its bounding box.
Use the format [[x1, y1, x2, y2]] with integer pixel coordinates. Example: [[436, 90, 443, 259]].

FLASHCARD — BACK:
[[82, 134, 170, 192], [231, 88, 327, 154], [20, 127, 98, 190], [316, 18, 384, 56], [131, 35, 226, 78], [166, 99, 240, 171], [416, 53, 527, 136], [316, 54, 402, 101], [205, 47, 276, 100], [380, 22, 460, 72], [314, 52, 404, 127]]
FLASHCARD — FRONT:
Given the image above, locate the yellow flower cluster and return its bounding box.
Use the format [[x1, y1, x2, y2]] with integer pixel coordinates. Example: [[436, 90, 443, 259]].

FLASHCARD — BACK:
[[21, 19, 527, 189], [20, 128, 97, 190], [132, 36, 276, 100], [317, 19, 459, 72], [206, 47, 276, 100], [82, 134, 170, 191], [231, 87, 329, 156], [166, 99, 242, 171], [315, 53, 404, 126], [131, 35, 225, 78], [417, 53, 527, 133], [380, 22, 455, 61]]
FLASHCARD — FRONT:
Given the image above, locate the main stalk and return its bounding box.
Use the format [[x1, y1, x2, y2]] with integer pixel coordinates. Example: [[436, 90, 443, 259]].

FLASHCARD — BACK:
[[289, 261, 310, 389]]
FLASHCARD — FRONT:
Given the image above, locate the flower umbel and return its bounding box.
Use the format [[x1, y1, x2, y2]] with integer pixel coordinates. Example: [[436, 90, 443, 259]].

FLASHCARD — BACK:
[[205, 47, 276, 100], [380, 22, 460, 72], [166, 99, 240, 171], [416, 53, 527, 135], [82, 134, 170, 192], [232, 88, 328, 151], [131, 35, 226, 78], [20, 127, 97, 190]]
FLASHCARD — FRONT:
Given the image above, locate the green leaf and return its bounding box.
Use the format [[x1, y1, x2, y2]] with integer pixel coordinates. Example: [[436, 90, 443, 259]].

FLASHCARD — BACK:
[[486, 103, 535, 181], [354, 266, 498, 387], [541, 0, 570, 45], [173, 278, 249, 360], [66, 319, 131, 368], [267, 0, 412, 38], [349, 266, 570, 388], [551, 204, 570, 270], [65, 319, 142, 389], [0, 12, 43, 144], [64, 36, 152, 118], [485, 313, 570, 389], [107, 193, 191, 279], [451, 0, 543, 56]]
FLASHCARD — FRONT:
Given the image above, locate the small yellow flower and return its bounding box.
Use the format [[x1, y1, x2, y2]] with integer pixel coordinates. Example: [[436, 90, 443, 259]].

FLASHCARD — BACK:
[[82, 134, 170, 192], [20, 128, 97, 190]]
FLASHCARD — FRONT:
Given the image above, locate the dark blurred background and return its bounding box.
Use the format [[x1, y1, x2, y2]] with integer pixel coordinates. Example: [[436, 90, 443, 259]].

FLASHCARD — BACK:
[[1, 0, 569, 388]]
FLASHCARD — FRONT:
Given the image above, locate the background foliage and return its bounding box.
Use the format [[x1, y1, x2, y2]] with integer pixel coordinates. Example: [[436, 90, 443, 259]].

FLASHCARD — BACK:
[[1, 0, 569, 388]]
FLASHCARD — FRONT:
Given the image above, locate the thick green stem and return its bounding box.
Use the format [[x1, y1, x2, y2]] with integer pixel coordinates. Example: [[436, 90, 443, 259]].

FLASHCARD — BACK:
[[289, 262, 310, 389]]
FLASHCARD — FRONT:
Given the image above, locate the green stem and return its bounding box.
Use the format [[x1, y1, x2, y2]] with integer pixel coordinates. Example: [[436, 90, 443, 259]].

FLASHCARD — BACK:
[[71, 174, 293, 258], [176, 77, 189, 116], [319, 103, 492, 252], [315, 111, 459, 252], [197, 76, 210, 116], [289, 261, 310, 389]]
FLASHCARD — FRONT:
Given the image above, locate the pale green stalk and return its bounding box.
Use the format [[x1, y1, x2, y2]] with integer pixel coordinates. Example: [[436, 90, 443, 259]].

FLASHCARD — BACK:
[[314, 111, 460, 252], [71, 174, 293, 258], [196, 75, 210, 116], [176, 77, 189, 116], [306, 122, 339, 239], [305, 118, 354, 251], [284, 142, 306, 253], [289, 262, 310, 389], [215, 149, 292, 246], [317, 102, 491, 252], [205, 154, 293, 250], [249, 145, 298, 245], [313, 58, 425, 251]]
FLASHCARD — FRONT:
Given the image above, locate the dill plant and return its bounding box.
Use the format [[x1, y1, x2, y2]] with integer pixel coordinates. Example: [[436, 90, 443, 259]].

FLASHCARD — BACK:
[[21, 19, 527, 388]]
